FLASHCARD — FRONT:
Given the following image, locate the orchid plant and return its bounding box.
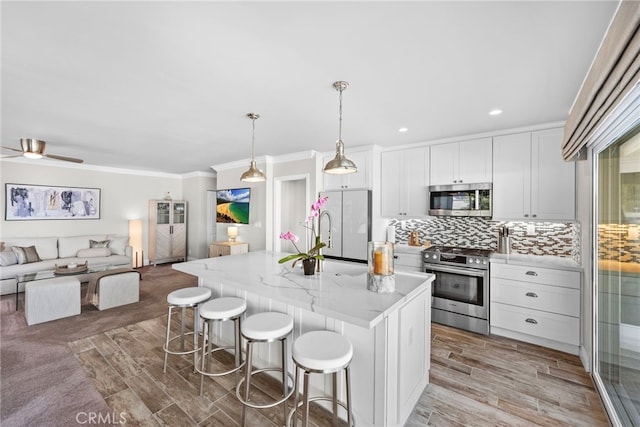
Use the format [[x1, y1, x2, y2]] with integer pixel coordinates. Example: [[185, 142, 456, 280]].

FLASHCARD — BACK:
[[278, 195, 328, 266]]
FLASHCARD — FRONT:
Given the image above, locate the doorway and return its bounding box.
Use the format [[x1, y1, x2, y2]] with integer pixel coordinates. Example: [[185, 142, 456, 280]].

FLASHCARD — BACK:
[[594, 125, 640, 426], [273, 175, 309, 253]]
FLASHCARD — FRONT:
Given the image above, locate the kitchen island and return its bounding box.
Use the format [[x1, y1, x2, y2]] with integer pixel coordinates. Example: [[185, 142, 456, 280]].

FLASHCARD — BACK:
[[173, 250, 434, 427]]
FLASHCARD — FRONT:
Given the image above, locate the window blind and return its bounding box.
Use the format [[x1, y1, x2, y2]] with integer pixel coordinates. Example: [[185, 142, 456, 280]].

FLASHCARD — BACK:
[[562, 0, 640, 161]]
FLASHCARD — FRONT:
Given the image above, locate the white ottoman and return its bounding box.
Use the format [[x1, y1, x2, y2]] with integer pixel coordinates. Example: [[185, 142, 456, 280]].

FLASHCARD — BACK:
[[95, 271, 140, 310], [25, 277, 81, 325]]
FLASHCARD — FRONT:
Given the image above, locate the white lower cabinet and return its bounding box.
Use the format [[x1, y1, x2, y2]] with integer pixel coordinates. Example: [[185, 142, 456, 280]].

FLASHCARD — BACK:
[[490, 262, 581, 354], [393, 251, 423, 272]]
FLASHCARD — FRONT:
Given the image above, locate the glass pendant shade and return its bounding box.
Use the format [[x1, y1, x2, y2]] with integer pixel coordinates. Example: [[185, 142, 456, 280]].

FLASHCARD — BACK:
[[240, 113, 266, 182], [324, 81, 357, 175], [323, 140, 357, 174]]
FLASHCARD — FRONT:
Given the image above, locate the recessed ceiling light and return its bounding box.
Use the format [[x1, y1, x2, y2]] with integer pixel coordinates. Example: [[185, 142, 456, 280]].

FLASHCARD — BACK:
[[489, 109, 503, 116], [398, 127, 408, 133]]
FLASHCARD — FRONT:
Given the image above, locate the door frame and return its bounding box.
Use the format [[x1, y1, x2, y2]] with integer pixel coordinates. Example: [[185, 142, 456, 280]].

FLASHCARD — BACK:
[[273, 174, 310, 252]]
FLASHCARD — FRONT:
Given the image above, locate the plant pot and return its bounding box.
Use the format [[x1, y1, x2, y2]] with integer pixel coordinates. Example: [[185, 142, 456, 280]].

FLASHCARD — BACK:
[[302, 258, 316, 275]]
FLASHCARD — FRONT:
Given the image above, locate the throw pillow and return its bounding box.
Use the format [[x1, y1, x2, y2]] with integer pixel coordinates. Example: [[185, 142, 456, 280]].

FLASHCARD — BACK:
[[108, 236, 128, 256], [90, 239, 110, 248], [77, 247, 111, 258], [11, 245, 41, 264], [0, 250, 18, 266]]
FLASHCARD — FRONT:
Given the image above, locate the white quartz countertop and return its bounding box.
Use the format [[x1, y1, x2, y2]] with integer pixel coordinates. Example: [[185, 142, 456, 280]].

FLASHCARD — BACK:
[[172, 250, 434, 329], [490, 253, 582, 271]]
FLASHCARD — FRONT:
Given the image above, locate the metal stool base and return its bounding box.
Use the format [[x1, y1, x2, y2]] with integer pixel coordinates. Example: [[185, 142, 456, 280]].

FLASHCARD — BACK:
[[287, 396, 355, 427]]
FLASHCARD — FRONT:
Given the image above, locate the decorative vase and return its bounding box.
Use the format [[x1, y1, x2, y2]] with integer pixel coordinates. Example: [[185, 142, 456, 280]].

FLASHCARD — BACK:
[[302, 258, 316, 275]]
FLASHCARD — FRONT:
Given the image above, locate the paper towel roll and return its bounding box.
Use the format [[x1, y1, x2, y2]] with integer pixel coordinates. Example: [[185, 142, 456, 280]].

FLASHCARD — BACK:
[[386, 225, 396, 243]]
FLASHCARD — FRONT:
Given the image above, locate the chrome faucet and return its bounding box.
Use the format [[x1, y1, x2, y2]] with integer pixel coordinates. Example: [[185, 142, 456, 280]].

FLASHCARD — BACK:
[[317, 210, 332, 271]]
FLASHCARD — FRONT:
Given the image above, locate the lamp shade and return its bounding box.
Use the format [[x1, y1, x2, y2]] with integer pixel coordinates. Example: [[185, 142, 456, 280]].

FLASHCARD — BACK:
[[227, 226, 239, 242], [323, 140, 357, 174]]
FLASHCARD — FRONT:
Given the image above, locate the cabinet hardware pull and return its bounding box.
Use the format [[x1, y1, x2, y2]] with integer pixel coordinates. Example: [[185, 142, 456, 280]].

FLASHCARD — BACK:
[[525, 292, 538, 298], [525, 271, 538, 276], [524, 214, 529, 217], [525, 318, 538, 324], [532, 214, 537, 218]]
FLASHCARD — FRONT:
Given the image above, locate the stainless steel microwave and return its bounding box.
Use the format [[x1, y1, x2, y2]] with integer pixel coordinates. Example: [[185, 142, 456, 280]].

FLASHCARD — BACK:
[[428, 183, 492, 217]]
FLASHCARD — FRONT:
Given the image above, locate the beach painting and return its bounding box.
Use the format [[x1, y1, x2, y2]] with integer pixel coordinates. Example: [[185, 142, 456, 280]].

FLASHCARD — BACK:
[[216, 188, 250, 224]]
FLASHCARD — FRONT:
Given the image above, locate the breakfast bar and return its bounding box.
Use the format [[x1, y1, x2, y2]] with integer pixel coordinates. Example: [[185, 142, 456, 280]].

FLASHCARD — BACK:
[[173, 250, 434, 426]]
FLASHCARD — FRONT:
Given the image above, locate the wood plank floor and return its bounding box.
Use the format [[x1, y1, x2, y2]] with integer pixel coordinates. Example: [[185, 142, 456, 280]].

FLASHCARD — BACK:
[[69, 317, 611, 426]]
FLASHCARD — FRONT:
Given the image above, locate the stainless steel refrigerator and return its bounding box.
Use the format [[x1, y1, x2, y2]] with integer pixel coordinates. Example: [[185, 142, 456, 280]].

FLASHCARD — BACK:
[[319, 190, 371, 262]]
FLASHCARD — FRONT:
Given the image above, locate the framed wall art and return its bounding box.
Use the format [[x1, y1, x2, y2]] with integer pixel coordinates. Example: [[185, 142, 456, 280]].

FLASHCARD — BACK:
[[5, 183, 101, 220]]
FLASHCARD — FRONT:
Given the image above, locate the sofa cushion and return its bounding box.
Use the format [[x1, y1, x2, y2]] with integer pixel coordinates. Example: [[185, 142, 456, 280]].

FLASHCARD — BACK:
[[107, 236, 129, 256], [3, 237, 58, 260], [11, 246, 42, 264], [77, 247, 111, 258], [0, 250, 18, 266], [58, 235, 108, 258], [90, 239, 110, 248]]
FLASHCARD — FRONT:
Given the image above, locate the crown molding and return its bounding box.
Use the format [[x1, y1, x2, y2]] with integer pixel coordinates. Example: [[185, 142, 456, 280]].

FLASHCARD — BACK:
[[0, 157, 185, 179]]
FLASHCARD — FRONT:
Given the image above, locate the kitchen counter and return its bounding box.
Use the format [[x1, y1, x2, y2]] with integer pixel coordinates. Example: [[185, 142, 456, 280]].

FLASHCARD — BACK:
[[173, 250, 433, 329], [491, 253, 582, 271], [173, 250, 434, 426]]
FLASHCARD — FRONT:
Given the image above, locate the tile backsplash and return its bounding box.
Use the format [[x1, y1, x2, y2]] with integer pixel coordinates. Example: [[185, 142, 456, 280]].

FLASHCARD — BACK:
[[597, 223, 640, 263], [389, 217, 580, 263]]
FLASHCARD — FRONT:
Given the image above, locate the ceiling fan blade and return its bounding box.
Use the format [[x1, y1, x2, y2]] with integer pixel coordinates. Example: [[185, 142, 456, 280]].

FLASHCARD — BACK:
[[45, 153, 84, 163], [1, 145, 23, 153]]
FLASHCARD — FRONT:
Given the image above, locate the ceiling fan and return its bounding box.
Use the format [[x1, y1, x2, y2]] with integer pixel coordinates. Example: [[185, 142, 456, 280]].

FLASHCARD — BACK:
[[1, 138, 83, 163]]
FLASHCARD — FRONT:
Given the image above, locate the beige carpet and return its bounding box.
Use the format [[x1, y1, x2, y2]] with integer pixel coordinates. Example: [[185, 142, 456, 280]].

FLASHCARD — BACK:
[[0, 264, 197, 427]]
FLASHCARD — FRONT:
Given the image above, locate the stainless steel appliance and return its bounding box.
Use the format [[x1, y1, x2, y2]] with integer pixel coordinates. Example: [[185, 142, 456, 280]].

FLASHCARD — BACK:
[[423, 245, 491, 335], [428, 183, 492, 217], [319, 189, 371, 262]]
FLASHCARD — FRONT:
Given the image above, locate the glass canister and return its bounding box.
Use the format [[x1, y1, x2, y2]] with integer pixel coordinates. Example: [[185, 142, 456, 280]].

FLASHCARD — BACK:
[[367, 241, 395, 293]]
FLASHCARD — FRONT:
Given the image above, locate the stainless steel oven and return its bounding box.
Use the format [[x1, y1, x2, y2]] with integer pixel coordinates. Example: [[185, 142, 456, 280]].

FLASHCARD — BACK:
[[423, 246, 491, 335]]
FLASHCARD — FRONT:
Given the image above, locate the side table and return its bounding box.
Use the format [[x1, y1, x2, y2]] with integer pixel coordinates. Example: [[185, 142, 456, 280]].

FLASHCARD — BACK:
[[209, 241, 249, 257]]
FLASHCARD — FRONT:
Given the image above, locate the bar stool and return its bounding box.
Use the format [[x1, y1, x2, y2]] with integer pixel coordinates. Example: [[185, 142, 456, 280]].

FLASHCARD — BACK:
[[163, 287, 212, 373], [288, 330, 354, 427], [197, 297, 246, 395], [235, 311, 295, 426]]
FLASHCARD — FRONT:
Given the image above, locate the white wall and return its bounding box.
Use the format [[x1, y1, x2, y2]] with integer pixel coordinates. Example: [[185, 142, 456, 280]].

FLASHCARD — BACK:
[[0, 159, 214, 264], [214, 160, 270, 251], [213, 153, 320, 253], [183, 172, 217, 260]]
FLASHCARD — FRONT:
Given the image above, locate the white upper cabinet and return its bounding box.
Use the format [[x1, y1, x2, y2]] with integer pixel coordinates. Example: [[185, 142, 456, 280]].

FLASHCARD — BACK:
[[429, 138, 492, 185], [322, 149, 371, 190], [381, 146, 429, 217], [493, 128, 575, 220]]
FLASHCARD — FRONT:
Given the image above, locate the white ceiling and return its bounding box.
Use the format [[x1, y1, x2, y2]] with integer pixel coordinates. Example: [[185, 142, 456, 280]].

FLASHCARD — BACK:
[[1, 1, 618, 174]]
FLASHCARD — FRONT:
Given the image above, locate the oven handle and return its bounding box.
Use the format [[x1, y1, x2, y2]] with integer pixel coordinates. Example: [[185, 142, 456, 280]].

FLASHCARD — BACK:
[[424, 263, 487, 277]]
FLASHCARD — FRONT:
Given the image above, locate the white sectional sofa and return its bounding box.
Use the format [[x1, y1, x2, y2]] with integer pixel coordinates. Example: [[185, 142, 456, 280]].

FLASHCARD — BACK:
[[0, 234, 132, 295]]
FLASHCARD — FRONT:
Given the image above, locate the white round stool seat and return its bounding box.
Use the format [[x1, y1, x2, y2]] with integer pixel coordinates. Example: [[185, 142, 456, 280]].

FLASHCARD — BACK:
[[167, 287, 211, 306], [242, 312, 293, 341], [293, 331, 353, 371], [200, 297, 246, 320]]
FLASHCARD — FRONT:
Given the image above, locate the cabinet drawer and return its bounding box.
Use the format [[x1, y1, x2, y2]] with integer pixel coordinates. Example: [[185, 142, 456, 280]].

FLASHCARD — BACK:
[[491, 302, 579, 345], [491, 278, 580, 317], [491, 263, 580, 289], [394, 252, 422, 270]]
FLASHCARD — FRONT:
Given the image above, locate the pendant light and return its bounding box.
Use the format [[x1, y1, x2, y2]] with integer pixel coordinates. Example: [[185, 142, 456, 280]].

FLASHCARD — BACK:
[[323, 81, 357, 175], [240, 113, 266, 182]]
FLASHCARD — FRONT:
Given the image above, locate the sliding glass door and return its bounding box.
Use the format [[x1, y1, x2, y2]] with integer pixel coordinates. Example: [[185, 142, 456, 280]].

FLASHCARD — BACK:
[[594, 125, 640, 426]]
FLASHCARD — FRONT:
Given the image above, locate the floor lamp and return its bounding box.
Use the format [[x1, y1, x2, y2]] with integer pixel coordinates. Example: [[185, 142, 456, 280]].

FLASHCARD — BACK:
[[129, 219, 143, 268]]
